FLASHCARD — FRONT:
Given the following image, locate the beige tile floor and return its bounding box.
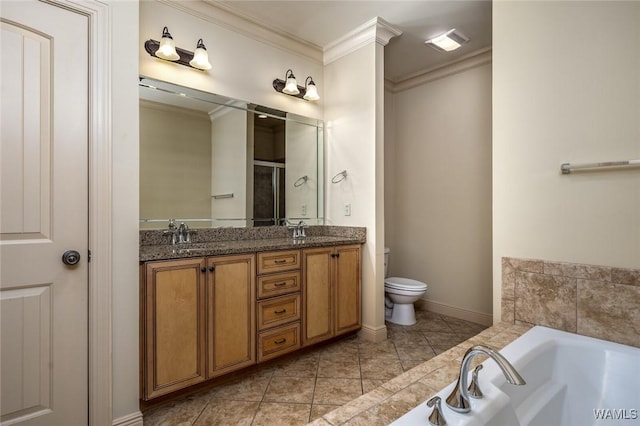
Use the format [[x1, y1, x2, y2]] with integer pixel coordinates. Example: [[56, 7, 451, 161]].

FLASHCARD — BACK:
[[143, 311, 487, 425]]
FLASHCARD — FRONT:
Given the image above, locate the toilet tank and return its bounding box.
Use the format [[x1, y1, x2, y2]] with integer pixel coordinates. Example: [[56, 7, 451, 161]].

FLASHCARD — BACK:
[[384, 247, 390, 278]]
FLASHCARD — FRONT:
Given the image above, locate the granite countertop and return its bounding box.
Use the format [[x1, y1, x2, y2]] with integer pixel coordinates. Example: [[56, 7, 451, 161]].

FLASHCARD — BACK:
[[139, 236, 365, 262], [308, 322, 532, 426], [140, 232, 365, 262]]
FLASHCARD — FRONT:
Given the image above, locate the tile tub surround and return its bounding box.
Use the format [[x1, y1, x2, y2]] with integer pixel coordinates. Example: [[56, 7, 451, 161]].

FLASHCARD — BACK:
[[502, 257, 640, 348], [139, 226, 366, 261]]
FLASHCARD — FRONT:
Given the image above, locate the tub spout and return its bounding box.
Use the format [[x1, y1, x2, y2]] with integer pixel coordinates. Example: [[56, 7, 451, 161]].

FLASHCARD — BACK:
[[446, 344, 526, 414]]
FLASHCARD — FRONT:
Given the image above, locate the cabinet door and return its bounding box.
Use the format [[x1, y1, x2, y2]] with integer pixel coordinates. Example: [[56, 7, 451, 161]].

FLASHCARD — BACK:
[[207, 254, 256, 378], [335, 245, 362, 335], [143, 258, 206, 400], [302, 247, 334, 346]]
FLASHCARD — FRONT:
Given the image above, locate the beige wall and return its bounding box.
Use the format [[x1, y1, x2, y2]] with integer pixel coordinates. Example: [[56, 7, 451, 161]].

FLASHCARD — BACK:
[[493, 1, 640, 323], [325, 41, 387, 337], [285, 120, 320, 220], [385, 59, 493, 323], [210, 107, 248, 225], [140, 102, 212, 223]]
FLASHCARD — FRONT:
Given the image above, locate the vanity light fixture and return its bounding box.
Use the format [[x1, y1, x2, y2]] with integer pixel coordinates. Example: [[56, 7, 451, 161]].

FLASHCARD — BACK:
[[189, 39, 212, 70], [273, 69, 320, 101], [155, 26, 179, 60], [425, 29, 469, 52], [303, 76, 320, 101], [144, 27, 212, 71], [283, 69, 299, 95]]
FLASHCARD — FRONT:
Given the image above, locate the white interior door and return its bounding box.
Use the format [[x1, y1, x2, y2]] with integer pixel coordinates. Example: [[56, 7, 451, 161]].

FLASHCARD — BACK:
[[1, 1, 89, 425]]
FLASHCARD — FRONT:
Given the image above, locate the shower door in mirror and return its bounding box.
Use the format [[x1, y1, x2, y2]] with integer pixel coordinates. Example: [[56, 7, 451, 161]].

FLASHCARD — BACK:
[[253, 162, 285, 226]]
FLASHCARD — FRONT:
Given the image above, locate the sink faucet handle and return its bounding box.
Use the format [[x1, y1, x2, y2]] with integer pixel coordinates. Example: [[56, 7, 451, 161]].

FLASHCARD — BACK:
[[168, 218, 177, 230], [426, 396, 447, 426], [467, 364, 484, 399]]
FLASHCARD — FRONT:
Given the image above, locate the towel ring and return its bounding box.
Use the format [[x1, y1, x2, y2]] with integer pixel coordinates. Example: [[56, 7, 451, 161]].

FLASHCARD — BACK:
[[294, 176, 308, 187], [331, 170, 347, 184]]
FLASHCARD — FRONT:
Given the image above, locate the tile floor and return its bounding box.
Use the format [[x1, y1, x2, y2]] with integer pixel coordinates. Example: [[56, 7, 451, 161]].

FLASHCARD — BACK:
[[143, 311, 487, 425]]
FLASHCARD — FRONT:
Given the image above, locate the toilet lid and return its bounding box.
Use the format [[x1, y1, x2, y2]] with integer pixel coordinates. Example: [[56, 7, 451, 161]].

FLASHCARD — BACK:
[[385, 277, 428, 291]]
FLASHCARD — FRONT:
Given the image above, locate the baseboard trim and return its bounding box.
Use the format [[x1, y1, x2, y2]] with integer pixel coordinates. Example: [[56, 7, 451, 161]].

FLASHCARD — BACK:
[[417, 299, 493, 327], [112, 411, 143, 426], [358, 324, 387, 343]]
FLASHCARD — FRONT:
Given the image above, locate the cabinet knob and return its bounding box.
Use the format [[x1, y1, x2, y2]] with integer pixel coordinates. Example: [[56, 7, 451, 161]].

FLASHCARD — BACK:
[[209, 266, 215, 272], [200, 267, 207, 273]]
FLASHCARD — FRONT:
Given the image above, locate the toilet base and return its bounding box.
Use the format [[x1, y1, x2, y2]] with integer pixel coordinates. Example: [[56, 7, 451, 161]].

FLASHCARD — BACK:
[[386, 302, 417, 326]]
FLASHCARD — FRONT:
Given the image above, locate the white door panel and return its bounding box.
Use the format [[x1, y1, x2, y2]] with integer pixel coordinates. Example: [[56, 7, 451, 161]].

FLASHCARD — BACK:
[[1, 1, 89, 425]]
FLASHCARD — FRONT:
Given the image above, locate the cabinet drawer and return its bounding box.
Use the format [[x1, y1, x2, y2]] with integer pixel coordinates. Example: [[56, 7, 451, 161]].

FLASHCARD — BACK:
[[258, 322, 301, 362], [257, 271, 300, 299], [257, 294, 300, 331], [257, 250, 301, 274]]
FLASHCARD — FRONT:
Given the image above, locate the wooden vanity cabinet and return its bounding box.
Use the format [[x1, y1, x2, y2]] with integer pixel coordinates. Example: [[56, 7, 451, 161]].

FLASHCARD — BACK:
[[141, 253, 256, 400], [206, 254, 256, 378], [142, 258, 207, 400], [256, 249, 302, 362], [141, 244, 361, 401], [302, 244, 361, 347]]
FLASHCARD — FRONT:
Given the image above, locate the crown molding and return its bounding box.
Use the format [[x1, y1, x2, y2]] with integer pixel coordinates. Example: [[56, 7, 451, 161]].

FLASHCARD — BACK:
[[386, 47, 492, 93], [157, 0, 323, 64], [324, 17, 402, 66]]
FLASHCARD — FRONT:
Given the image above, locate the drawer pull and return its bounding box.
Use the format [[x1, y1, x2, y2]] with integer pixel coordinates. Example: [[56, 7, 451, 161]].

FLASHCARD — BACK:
[[274, 259, 287, 264], [274, 282, 287, 287], [274, 338, 287, 344], [274, 309, 287, 314]]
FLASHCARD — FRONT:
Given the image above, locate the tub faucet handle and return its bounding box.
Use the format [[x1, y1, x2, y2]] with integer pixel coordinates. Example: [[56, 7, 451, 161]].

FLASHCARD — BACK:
[[427, 396, 447, 426], [467, 364, 484, 399]]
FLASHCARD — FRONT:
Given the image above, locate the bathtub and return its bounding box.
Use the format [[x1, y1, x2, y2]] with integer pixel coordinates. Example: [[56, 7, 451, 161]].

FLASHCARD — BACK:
[[392, 326, 640, 425]]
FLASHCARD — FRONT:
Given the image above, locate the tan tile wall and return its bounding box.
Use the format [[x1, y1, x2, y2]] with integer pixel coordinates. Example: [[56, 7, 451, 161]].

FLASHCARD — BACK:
[[502, 257, 640, 347]]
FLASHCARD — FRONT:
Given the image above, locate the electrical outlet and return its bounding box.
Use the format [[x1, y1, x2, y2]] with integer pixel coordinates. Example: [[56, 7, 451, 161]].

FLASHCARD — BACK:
[[344, 203, 351, 216], [301, 204, 307, 216]]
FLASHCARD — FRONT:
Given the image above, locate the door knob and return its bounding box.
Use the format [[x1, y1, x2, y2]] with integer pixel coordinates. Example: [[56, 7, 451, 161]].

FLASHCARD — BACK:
[[62, 250, 81, 266]]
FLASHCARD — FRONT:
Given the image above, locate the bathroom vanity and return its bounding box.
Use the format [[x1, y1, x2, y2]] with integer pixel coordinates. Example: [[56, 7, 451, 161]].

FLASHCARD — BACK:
[[139, 226, 364, 402]]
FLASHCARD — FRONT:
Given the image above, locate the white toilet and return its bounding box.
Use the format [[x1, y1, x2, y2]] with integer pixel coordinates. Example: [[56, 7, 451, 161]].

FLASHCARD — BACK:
[[384, 247, 428, 326]]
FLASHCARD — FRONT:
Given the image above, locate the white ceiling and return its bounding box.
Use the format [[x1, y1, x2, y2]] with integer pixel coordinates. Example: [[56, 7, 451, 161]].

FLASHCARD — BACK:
[[215, 0, 492, 82]]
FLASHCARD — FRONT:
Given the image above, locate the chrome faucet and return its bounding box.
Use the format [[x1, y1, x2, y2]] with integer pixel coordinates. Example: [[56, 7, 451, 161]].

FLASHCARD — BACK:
[[446, 345, 526, 414], [177, 222, 196, 243], [287, 220, 307, 239], [163, 219, 178, 244], [164, 220, 196, 244]]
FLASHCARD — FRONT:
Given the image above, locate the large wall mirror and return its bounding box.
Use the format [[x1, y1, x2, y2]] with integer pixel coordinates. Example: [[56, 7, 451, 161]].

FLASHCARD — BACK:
[[139, 77, 324, 229]]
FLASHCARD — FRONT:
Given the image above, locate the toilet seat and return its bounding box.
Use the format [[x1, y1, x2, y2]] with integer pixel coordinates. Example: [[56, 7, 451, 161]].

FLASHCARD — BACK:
[[384, 277, 428, 292]]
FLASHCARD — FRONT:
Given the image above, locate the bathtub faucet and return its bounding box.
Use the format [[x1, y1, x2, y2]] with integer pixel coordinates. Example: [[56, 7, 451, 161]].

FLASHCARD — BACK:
[[446, 344, 526, 414]]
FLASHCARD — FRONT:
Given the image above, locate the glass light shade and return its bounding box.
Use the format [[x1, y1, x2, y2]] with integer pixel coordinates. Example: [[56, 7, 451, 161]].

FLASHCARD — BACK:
[[283, 72, 299, 95], [303, 81, 319, 101], [156, 28, 180, 61], [189, 40, 212, 70]]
